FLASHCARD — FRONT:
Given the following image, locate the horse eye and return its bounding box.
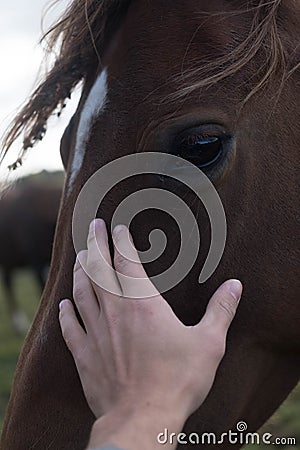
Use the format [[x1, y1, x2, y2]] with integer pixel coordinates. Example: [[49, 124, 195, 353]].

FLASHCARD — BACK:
[[174, 131, 223, 168]]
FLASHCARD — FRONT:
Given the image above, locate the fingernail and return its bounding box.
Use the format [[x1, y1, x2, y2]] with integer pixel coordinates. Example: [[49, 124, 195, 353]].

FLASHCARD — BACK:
[[229, 279, 243, 302], [113, 224, 127, 237], [89, 219, 96, 231], [59, 299, 68, 310], [89, 218, 104, 231]]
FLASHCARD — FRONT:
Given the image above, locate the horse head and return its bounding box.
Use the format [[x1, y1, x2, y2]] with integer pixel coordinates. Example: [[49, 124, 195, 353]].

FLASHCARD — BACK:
[[1, 1, 299, 448]]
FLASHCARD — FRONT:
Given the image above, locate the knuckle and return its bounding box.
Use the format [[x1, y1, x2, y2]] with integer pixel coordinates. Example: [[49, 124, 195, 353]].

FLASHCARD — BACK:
[[209, 334, 226, 359], [202, 327, 226, 359], [215, 339, 226, 359], [75, 349, 89, 371], [217, 296, 237, 320], [73, 284, 85, 304], [114, 252, 129, 273], [62, 327, 72, 349], [100, 249, 111, 266], [87, 258, 101, 277]]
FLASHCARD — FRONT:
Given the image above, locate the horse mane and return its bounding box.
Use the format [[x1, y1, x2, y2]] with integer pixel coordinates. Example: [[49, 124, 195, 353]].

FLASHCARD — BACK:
[[1, 0, 299, 169], [172, 0, 298, 102]]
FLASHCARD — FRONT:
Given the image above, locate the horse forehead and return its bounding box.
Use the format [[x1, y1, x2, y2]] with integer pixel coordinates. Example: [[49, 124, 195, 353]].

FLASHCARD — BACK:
[[119, 0, 235, 54], [102, 0, 238, 88]]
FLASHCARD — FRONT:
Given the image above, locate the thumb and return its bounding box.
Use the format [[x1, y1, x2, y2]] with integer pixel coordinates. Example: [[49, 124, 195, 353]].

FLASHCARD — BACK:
[[198, 279, 243, 335]]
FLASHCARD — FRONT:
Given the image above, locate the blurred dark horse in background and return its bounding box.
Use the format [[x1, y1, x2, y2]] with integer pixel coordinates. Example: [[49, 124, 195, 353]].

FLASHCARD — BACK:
[[0, 174, 62, 333], [0, 0, 299, 449]]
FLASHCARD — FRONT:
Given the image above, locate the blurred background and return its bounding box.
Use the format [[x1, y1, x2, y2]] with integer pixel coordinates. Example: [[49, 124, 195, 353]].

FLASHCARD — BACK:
[[0, 0, 298, 448], [0, 0, 80, 181]]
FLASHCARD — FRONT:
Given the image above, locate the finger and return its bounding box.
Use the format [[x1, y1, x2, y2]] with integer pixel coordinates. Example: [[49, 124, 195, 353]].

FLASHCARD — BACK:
[[59, 299, 86, 355], [73, 251, 100, 331], [86, 219, 122, 297], [112, 225, 159, 299], [199, 279, 243, 335]]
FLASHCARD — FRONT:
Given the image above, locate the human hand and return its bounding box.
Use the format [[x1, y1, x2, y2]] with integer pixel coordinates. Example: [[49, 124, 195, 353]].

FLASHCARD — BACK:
[[59, 219, 242, 448]]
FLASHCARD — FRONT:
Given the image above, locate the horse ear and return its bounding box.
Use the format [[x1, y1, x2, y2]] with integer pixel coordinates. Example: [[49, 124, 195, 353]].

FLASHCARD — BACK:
[[1, 0, 131, 168]]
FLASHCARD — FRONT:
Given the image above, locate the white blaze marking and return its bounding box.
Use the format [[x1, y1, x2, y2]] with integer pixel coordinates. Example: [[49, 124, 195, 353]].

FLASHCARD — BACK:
[[68, 69, 108, 193]]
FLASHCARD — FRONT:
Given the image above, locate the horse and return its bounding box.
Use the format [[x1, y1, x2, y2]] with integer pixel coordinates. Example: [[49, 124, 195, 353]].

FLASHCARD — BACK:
[[1, 0, 299, 448], [0, 174, 62, 333]]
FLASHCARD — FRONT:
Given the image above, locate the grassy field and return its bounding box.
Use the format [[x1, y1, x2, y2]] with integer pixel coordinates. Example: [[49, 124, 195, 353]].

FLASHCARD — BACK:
[[0, 271, 40, 432], [0, 271, 299, 448]]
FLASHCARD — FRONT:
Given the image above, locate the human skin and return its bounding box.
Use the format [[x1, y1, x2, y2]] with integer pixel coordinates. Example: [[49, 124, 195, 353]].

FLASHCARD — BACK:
[[59, 219, 243, 450]]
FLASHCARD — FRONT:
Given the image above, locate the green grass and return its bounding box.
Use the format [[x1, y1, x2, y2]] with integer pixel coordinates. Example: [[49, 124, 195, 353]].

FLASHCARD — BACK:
[[0, 272, 299, 447], [245, 387, 300, 449], [0, 270, 40, 432]]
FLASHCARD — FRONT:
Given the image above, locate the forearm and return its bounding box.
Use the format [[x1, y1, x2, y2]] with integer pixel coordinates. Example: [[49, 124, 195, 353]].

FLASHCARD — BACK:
[[87, 404, 186, 450]]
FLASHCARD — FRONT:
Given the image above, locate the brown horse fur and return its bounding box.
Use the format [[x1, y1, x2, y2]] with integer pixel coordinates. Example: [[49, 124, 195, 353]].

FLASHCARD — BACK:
[[1, 1, 300, 449]]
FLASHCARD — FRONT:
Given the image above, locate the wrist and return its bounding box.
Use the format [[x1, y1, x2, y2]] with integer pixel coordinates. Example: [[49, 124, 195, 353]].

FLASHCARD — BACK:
[[87, 401, 187, 450]]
